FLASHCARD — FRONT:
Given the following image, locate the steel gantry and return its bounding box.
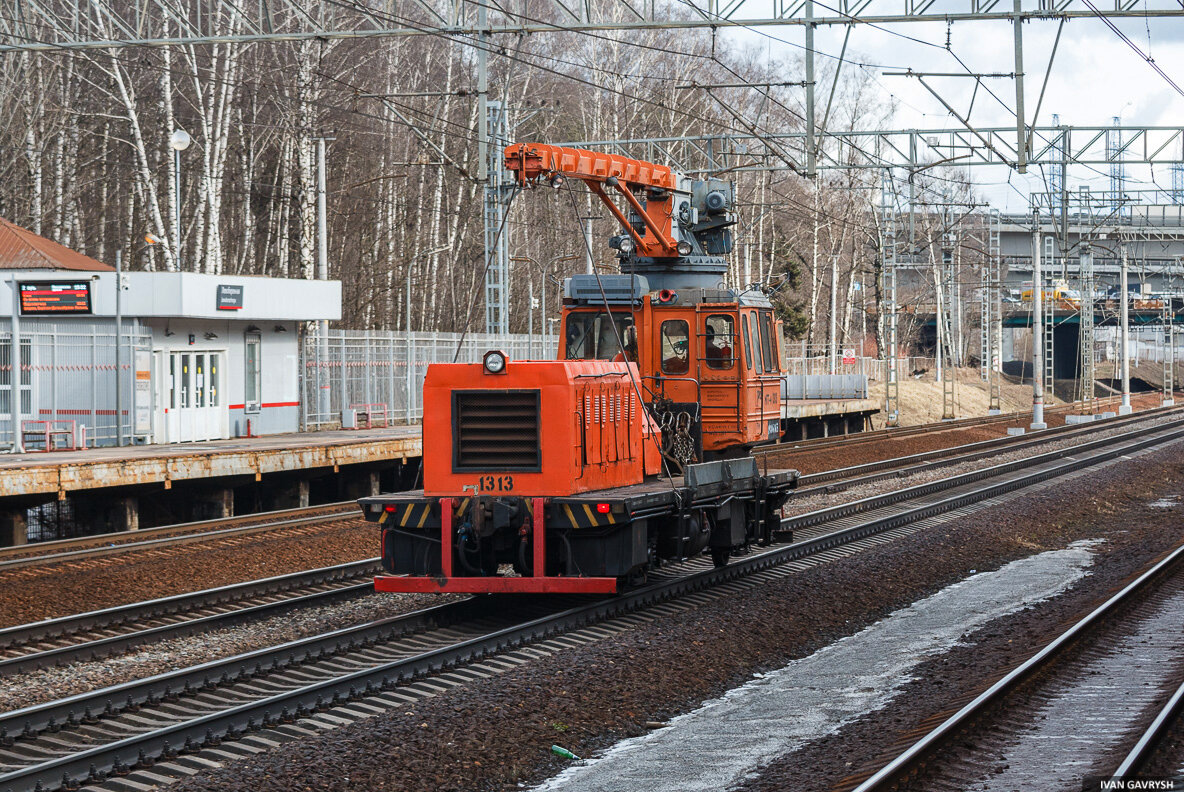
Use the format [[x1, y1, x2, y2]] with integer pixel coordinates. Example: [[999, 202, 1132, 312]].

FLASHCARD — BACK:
[[4, 0, 1183, 51], [561, 126, 1184, 178]]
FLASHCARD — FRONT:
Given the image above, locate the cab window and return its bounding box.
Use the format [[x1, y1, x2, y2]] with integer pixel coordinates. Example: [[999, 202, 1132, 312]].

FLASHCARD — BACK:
[[741, 314, 753, 370], [564, 311, 635, 361], [748, 314, 763, 374], [660, 319, 690, 374], [759, 312, 777, 372], [704, 315, 735, 370]]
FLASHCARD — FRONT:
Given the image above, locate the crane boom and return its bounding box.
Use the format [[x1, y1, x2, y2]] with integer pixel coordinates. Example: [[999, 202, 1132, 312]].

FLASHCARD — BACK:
[[505, 142, 681, 256]]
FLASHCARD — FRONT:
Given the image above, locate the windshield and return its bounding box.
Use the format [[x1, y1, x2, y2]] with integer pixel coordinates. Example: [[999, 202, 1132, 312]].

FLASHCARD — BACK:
[[564, 311, 635, 361]]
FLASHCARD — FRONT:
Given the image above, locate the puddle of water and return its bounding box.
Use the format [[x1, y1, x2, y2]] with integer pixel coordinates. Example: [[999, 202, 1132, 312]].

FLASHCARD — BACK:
[[532, 540, 1103, 792]]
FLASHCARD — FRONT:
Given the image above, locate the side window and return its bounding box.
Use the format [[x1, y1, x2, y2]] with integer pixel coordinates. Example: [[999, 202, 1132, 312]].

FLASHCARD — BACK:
[[244, 332, 261, 413], [760, 312, 777, 372], [704, 314, 735, 370], [741, 314, 753, 371], [660, 320, 690, 374], [748, 314, 763, 374]]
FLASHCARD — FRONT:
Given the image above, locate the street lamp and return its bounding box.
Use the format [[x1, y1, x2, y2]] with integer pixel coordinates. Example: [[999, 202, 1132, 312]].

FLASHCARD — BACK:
[[169, 129, 191, 270], [511, 253, 579, 358]]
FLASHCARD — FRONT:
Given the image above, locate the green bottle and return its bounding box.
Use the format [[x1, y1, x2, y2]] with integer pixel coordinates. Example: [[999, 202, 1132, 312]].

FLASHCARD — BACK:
[[551, 745, 581, 761]]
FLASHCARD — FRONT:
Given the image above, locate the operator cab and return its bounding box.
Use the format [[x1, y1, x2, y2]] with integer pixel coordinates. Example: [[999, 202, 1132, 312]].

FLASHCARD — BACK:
[[559, 275, 782, 470]]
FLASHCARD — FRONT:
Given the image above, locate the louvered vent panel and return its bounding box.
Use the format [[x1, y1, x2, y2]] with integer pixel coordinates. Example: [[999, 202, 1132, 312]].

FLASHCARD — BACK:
[[452, 390, 541, 471]]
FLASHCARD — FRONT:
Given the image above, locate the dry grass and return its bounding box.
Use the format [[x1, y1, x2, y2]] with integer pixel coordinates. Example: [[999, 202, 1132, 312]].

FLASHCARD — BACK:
[[866, 366, 1058, 428]]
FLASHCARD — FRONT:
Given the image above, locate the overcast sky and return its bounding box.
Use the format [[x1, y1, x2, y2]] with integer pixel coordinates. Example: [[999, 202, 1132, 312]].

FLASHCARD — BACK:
[[722, 12, 1184, 211]]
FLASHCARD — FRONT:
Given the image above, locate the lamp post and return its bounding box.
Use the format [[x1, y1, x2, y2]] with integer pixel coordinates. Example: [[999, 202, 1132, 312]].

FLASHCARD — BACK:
[[169, 128, 191, 270], [512, 253, 579, 358]]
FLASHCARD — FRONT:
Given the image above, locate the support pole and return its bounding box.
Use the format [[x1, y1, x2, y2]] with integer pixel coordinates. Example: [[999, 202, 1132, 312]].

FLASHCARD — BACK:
[[881, 171, 899, 428], [584, 217, 594, 274], [1119, 240, 1132, 414], [315, 138, 331, 423], [406, 272, 413, 423], [115, 250, 124, 447], [1080, 244, 1096, 413], [1012, 0, 1027, 172], [828, 254, 838, 375], [1031, 210, 1046, 429], [804, 0, 816, 178], [173, 148, 182, 268], [9, 274, 22, 452], [1163, 300, 1174, 407]]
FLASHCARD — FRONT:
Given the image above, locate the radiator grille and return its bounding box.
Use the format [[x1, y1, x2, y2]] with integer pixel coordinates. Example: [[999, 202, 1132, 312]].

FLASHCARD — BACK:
[[452, 390, 541, 471]]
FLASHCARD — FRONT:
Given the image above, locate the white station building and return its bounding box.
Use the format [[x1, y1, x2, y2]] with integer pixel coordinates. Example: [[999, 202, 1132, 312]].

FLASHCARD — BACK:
[[0, 218, 341, 446]]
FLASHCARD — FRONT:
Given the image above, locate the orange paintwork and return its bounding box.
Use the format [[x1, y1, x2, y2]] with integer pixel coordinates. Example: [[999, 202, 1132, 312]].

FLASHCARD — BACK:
[[504, 142, 679, 258], [560, 298, 783, 455], [422, 359, 659, 497]]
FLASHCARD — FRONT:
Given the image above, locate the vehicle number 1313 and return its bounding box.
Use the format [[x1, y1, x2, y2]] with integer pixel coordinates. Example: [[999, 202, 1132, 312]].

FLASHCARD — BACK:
[[477, 475, 514, 492]]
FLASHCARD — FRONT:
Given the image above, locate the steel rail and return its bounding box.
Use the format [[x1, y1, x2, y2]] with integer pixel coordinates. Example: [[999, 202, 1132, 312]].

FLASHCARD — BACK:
[[759, 394, 1130, 457], [0, 503, 361, 572], [795, 405, 1179, 493], [0, 559, 380, 675], [783, 415, 1184, 534], [1113, 678, 1184, 778], [851, 541, 1184, 792], [3, 419, 1184, 792]]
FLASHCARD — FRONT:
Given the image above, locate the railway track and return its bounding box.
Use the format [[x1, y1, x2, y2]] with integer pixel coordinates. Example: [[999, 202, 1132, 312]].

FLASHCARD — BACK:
[[0, 559, 380, 676], [4, 414, 1184, 792], [794, 403, 1178, 495], [6, 407, 1178, 678], [0, 502, 360, 572], [849, 540, 1184, 792], [758, 393, 1131, 457], [1114, 677, 1184, 781]]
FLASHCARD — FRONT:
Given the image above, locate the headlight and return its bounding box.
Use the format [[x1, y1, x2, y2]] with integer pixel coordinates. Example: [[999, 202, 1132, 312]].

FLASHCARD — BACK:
[[677, 240, 693, 256], [483, 350, 507, 374], [618, 236, 635, 255]]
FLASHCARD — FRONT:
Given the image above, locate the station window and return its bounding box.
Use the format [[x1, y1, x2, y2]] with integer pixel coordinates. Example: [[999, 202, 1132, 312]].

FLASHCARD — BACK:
[[209, 356, 220, 407], [564, 312, 635, 361], [741, 314, 753, 371], [244, 332, 261, 412], [179, 354, 190, 409], [660, 319, 690, 374], [704, 315, 735, 370], [0, 338, 31, 416], [759, 312, 777, 372]]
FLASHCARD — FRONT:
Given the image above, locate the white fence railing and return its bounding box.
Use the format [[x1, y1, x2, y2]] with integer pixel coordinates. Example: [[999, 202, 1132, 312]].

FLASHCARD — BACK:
[[1, 322, 151, 447], [301, 330, 557, 427]]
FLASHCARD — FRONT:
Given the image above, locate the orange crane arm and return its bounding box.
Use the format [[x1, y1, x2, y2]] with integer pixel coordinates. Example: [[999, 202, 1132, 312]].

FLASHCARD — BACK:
[[505, 142, 679, 256]]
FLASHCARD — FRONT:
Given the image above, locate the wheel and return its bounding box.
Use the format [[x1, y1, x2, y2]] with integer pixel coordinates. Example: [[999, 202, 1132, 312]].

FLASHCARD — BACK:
[[711, 547, 731, 568]]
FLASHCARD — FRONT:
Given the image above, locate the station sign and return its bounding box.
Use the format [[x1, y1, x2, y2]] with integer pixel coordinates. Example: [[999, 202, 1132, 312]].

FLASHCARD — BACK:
[[18, 281, 92, 315], [216, 283, 244, 311]]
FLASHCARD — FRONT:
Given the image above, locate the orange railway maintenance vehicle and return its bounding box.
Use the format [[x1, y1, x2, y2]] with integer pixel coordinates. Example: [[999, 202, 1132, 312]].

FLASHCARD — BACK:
[[359, 143, 799, 594]]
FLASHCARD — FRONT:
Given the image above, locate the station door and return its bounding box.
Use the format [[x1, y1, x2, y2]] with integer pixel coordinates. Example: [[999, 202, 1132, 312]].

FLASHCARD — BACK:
[[164, 350, 229, 442]]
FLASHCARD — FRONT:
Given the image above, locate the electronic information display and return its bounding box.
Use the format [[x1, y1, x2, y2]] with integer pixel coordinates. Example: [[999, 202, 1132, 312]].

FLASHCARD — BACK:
[[19, 282, 93, 315]]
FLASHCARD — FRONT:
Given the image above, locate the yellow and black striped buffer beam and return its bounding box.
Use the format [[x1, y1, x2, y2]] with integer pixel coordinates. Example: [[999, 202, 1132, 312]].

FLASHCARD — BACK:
[[559, 502, 620, 530]]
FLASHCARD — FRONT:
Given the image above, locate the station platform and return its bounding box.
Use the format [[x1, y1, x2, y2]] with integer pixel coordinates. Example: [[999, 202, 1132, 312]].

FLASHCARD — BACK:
[[0, 426, 421, 500], [781, 397, 879, 439]]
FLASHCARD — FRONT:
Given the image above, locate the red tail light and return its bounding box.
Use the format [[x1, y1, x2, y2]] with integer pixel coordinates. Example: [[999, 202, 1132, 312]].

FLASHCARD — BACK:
[[596, 503, 612, 514]]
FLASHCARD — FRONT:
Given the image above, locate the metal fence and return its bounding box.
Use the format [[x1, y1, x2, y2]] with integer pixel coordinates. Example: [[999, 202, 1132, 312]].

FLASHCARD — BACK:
[[783, 355, 940, 382], [1, 321, 151, 447], [781, 374, 869, 400], [301, 329, 558, 427]]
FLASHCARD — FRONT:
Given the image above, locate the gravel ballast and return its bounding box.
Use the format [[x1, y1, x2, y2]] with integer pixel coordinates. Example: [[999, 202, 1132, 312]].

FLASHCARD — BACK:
[[167, 436, 1184, 792], [0, 591, 460, 712], [0, 518, 375, 628]]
